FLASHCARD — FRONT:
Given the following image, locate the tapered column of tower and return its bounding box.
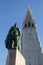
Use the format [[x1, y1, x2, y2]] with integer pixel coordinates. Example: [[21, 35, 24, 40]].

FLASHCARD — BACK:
[[22, 8, 41, 65]]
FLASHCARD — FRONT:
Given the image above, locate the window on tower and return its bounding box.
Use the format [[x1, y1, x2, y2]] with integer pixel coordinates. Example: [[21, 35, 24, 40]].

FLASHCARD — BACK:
[[24, 24, 27, 28], [29, 64, 31, 65], [29, 50, 31, 52], [28, 22, 30, 27], [29, 57, 31, 59], [32, 23, 35, 27]]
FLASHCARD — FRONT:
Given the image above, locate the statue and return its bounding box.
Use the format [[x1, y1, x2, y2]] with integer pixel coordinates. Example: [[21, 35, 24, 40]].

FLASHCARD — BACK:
[[5, 23, 21, 52]]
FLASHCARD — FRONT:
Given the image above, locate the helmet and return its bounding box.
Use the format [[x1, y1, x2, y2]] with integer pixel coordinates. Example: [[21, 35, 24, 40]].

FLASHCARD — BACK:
[[14, 23, 18, 28]]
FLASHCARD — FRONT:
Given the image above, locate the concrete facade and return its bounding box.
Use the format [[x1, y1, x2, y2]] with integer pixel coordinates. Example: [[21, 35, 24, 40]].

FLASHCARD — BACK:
[[21, 8, 43, 65]]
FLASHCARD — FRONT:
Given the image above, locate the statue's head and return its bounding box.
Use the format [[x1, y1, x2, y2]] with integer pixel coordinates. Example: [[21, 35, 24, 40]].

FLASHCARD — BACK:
[[14, 23, 18, 28]]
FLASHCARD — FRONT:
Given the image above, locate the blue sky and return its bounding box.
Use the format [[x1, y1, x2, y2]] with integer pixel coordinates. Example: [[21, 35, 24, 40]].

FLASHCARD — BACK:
[[0, 0, 43, 65]]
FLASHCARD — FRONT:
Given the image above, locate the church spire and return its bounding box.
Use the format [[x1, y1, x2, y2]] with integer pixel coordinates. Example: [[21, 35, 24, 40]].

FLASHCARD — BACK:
[[26, 7, 32, 18], [22, 8, 36, 29]]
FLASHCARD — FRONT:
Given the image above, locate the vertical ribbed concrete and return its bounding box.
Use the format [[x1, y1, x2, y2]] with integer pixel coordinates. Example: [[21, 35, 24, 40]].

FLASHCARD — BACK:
[[22, 8, 43, 65]]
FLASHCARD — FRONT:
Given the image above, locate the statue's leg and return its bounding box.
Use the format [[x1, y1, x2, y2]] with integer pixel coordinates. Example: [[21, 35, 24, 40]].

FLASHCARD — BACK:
[[12, 40, 14, 49], [14, 37, 17, 49], [17, 36, 21, 53]]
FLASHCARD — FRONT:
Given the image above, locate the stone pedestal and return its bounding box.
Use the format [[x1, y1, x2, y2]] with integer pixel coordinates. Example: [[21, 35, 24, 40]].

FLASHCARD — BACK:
[[6, 49, 26, 65]]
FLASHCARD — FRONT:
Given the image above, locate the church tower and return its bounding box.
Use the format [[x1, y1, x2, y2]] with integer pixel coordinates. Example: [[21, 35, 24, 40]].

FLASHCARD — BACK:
[[22, 8, 41, 65]]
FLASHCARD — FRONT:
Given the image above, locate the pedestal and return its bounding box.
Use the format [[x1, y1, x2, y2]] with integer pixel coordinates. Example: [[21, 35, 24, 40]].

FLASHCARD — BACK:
[[6, 49, 26, 65]]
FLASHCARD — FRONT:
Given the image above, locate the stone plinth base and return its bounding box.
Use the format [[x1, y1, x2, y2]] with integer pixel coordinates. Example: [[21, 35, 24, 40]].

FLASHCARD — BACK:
[[6, 49, 26, 65]]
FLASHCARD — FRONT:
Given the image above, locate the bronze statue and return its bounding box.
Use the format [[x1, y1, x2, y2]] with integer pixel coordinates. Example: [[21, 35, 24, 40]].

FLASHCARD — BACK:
[[5, 23, 21, 52]]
